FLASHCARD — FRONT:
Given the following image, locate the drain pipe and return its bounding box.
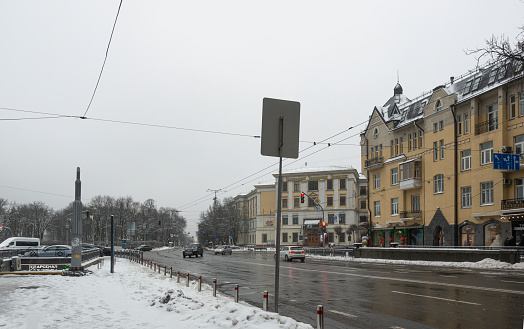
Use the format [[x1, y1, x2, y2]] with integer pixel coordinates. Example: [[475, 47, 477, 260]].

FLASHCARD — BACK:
[[450, 104, 459, 246]]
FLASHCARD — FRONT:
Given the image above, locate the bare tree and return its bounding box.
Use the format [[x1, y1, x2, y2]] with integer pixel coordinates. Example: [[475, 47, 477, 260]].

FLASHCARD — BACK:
[[466, 27, 524, 66]]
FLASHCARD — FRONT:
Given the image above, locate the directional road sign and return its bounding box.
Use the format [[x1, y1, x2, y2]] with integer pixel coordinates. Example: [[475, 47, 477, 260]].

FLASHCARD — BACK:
[[493, 153, 521, 170]]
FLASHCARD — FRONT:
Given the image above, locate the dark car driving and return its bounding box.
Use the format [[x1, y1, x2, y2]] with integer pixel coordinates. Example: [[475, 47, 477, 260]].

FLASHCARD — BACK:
[[182, 243, 203, 258]]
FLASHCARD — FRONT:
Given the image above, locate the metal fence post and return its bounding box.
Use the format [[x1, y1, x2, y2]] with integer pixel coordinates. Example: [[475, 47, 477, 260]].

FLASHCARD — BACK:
[[186, 273, 190, 287], [263, 291, 268, 311], [198, 276, 202, 292], [234, 284, 239, 303], [317, 305, 324, 329], [177, 271, 180, 283], [164, 266, 166, 276], [213, 278, 217, 297], [170, 267, 173, 278]]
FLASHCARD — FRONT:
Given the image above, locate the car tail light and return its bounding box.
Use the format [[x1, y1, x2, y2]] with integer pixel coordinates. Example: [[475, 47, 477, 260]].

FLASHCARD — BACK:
[[289, 251, 295, 253], [301, 250, 305, 253]]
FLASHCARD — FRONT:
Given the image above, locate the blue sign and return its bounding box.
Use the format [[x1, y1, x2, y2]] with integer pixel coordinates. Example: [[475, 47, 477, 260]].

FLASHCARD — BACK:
[[493, 153, 521, 170]]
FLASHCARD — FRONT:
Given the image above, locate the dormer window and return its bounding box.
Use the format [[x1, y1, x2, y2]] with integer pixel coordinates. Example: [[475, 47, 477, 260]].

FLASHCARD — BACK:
[[514, 60, 523, 73], [498, 65, 507, 80], [464, 80, 472, 94], [436, 100, 442, 112], [472, 76, 481, 90], [374, 128, 379, 139], [488, 69, 498, 84]]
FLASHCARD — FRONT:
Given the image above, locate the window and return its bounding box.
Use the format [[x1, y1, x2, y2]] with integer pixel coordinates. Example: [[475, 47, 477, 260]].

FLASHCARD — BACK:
[[391, 168, 398, 185], [461, 225, 475, 246], [374, 201, 381, 217], [339, 233, 345, 243], [374, 128, 379, 138], [433, 123, 438, 133], [481, 181, 494, 205], [488, 69, 498, 84], [308, 180, 318, 191], [520, 93, 524, 117], [292, 215, 299, 225], [282, 198, 288, 208], [390, 140, 394, 157], [462, 186, 472, 208], [282, 233, 288, 243], [395, 138, 399, 155], [408, 134, 412, 151], [308, 197, 315, 207], [457, 114, 462, 135], [464, 113, 469, 134], [339, 196, 346, 207], [294, 197, 299, 208], [327, 196, 333, 207], [472, 76, 481, 90], [461, 150, 471, 171], [282, 215, 288, 225], [399, 160, 421, 180], [340, 178, 346, 189], [481, 141, 493, 165], [262, 234, 268, 243], [294, 181, 300, 192], [488, 104, 498, 131], [440, 140, 445, 159], [464, 80, 472, 94], [412, 195, 420, 212], [400, 137, 404, 154], [498, 65, 507, 80], [515, 60, 524, 73], [328, 214, 335, 224], [282, 182, 288, 192], [391, 198, 399, 215], [439, 120, 444, 131], [434, 174, 444, 193], [436, 100, 442, 112], [327, 179, 333, 190], [359, 186, 367, 196], [418, 130, 423, 147], [516, 178, 523, 199], [515, 135, 524, 160], [510, 95, 516, 119], [292, 232, 298, 243], [374, 174, 380, 189], [360, 200, 366, 209], [433, 142, 438, 161]]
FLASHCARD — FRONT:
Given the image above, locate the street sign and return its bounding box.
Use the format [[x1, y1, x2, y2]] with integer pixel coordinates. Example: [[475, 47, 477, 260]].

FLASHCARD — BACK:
[[493, 153, 521, 170], [260, 98, 300, 159], [314, 197, 320, 204]]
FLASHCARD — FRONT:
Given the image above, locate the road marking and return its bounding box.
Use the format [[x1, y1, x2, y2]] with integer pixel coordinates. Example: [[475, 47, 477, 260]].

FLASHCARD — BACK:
[[328, 309, 357, 318], [439, 275, 457, 278], [501, 280, 524, 284], [391, 291, 481, 306], [390, 326, 405, 329]]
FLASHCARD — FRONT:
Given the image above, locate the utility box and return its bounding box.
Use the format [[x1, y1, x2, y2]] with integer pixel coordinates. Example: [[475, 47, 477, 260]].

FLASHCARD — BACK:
[[11, 256, 21, 271]]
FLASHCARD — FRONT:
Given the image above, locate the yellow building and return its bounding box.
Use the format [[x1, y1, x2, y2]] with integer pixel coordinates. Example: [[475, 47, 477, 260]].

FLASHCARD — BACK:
[[361, 59, 524, 247]]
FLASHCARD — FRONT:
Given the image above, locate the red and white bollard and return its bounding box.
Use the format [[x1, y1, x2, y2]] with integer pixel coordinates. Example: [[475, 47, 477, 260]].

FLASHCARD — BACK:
[[177, 271, 180, 283], [186, 273, 190, 287], [198, 276, 202, 292], [234, 284, 239, 303], [170, 267, 173, 278], [213, 278, 217, 297], [317, 305, 324, 329], [263, 291, 268, 311], [164, 266, 166, 275]]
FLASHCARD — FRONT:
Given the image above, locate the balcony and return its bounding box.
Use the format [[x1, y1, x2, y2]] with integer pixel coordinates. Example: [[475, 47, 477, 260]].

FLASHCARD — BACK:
[[364, 156, 383, 169], [501, 198, 524, 211], [475, 118, 498, 135], [399, 178, 422, 190], [399, 210, 422, 220]]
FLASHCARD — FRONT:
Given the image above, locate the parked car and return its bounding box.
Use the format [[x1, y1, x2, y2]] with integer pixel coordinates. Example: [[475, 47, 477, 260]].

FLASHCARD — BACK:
[[95, 245, 111, 256], [81, 243, 103, 256], [136, 244, 153, 251], [182, 243, 203, 258], [278, 246, 306, 262], [0, 237, 41, 255], [214, 245, 232, 255], [24, 245, 72, 257]]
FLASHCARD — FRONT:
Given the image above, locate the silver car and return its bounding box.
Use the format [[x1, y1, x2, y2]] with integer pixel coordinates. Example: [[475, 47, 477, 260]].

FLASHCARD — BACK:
[[214, 245, 232, 255], [24, 245, 72, 257], [279, 246, 305, 262]]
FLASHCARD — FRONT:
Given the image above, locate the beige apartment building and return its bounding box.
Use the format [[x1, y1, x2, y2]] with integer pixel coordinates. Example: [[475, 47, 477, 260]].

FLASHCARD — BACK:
[[361, 59, 524, 247]]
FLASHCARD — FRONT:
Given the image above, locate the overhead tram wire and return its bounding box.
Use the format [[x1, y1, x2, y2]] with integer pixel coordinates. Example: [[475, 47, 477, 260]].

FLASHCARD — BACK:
[[82, 0, 123, 119]]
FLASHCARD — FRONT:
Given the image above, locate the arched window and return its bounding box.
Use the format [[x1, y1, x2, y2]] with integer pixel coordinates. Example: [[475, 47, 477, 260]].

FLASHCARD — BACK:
[[484, 223, 501, 246], [461, 224, 475, 246], [434, 174, 444, 193], [374, 128, 379, 139], [436, 100, 442, 112]]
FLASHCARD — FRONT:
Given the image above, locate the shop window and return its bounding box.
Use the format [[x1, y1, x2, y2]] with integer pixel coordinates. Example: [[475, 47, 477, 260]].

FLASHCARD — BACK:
[[485, 223, 502, 246], [461, 225, 474, 246]]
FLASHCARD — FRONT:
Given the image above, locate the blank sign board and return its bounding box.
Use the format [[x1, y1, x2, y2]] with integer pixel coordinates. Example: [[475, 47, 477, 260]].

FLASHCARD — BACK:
[[260, 98, 300, 159]]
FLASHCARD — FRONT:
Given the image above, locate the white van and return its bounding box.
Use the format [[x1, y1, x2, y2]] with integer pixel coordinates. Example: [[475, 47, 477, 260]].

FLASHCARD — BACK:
[[0, 237, 41, 254]]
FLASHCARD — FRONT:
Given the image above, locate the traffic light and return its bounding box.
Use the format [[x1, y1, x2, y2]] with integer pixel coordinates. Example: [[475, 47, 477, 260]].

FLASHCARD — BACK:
[[301, 193, 305, 203], [321, 221, 327, 232]]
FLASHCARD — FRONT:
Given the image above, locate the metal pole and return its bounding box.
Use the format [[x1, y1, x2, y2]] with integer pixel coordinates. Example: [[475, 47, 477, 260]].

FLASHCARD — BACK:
[[186, 273, 190, 287], [198, 276, 202, 292], [263, 291, 268, 311], [71, 168, 83, 270], [213, 278, 217, 297], [274, 116, 284, 313], [177, 271, 180, 283], [317, 305, 324, 329], [110, 215, 114, 273], [234, 284, 239, 303], [170, 267, 173, 278]]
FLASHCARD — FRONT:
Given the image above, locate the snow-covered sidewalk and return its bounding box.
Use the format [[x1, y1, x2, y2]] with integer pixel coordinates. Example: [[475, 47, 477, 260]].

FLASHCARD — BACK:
[[0, 258, 312, 329]]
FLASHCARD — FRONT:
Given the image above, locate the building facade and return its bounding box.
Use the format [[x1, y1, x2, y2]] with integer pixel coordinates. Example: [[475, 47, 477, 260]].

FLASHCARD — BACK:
[[361, 59, 524, 247]]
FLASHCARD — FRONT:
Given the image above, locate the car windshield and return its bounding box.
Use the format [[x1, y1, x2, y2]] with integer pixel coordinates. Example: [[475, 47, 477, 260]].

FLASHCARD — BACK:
[[290, 247, 303, 251], [188, 244, 198, 248]]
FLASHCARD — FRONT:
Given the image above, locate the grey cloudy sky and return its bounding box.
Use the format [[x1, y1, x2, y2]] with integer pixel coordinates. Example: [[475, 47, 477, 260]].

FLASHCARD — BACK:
[[1, 1, 523, 234]]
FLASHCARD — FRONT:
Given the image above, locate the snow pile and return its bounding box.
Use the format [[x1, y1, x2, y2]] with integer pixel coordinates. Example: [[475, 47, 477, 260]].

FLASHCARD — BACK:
[[0, 259, 312, 329], [308, 254, 524, 270]]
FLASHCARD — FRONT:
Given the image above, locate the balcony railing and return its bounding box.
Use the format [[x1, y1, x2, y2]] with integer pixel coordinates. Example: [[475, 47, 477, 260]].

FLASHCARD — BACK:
[[501, 198, 524, 210], [399, 210, 422, 219], [475, 118, 498, 135], [364, 156, 383, 168]]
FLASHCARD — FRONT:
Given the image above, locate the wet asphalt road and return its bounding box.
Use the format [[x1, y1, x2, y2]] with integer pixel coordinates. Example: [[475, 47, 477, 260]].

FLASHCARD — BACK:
[[143, 249, 524, 329]]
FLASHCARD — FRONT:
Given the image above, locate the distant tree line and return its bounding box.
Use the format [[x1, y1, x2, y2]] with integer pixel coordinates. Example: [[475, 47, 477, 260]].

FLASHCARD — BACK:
[[0, 196, 188, 248], [197, 197, 244, 247]]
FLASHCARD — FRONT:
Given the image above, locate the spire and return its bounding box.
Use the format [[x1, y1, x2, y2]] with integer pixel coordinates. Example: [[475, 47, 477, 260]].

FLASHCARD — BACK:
[[394, 70, 403, 103]]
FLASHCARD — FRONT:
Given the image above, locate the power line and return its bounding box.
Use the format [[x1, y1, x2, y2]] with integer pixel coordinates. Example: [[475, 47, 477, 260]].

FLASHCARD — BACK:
[[82, 0, 123, 118]]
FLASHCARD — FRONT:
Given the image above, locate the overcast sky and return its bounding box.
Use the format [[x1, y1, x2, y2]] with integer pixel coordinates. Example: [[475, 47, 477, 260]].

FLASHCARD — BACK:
[[1, 1, 523, 235]]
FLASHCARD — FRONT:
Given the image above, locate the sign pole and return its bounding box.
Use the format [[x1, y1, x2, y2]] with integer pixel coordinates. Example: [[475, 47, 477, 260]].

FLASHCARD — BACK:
[[71, 167, 83, 270], [274, 117, 284, 313]]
